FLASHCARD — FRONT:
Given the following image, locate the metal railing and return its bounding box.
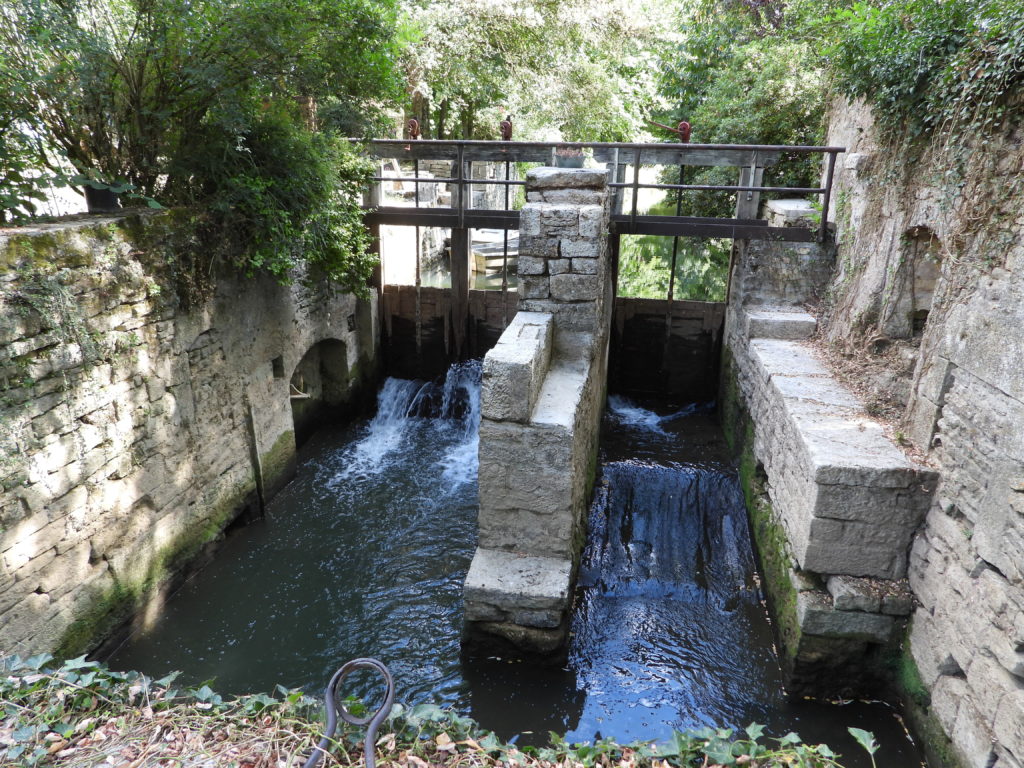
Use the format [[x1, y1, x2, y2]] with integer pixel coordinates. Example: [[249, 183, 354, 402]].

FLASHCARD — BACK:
[[355, 139, 844, 244]]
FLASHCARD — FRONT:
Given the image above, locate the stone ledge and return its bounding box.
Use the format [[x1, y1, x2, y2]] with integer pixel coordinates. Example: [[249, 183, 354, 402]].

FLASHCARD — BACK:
[[463, 548, 572, 624], [745, 337, 937, 578], [480, 312, 554, 423], [764, 198, 817, 228], [744, 307, 818, 340], [796, 590, 895, 643]]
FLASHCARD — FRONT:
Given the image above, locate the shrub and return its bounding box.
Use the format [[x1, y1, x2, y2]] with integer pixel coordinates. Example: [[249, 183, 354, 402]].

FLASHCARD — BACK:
[[827, 0, 1024, 141]]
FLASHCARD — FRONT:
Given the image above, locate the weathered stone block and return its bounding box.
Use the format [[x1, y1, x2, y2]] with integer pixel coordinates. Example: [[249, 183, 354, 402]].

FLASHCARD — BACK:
[[931, 675, 968, 734], [464, 548, 571, 613], [744, 308, 818, 340], [518, 234, 558, 259], [517, 256, 547, 276], [796, 590, 894, 642], [578, 206, 605, 238], [520, 276, 550, 299], [994, 691, 1024, 762], [480, 312, 553, 424], [538, 205, 580, 233], [550, 273, 598, 302], [572, 258, 598, 275], [952, 698, 996, 768], [548, 259, 571, 275], [827, 575, 882, 613], [560, 238, 600, 260]]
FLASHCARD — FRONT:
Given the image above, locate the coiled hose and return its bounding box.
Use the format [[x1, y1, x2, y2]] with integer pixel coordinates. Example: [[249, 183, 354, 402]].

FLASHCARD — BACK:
[[302, 658, 395, 768]]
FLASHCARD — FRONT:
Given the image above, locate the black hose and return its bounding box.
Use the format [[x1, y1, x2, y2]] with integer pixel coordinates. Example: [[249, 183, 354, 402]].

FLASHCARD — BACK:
[[302, 658, 395, 768]]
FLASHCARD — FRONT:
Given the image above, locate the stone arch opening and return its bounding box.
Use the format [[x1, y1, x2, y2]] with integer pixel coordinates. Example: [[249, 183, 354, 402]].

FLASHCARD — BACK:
[[289, 338, 349, 447]]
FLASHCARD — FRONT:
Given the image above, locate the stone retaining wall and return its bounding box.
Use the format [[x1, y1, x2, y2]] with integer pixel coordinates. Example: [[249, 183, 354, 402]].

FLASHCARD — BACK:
[[0, 213, 377, 657], [823, 98, 1024, 768], [724, 200, 937, 693]]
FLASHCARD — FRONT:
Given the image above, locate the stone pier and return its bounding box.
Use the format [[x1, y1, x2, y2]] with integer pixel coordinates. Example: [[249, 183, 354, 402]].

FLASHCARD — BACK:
[[463, 168, 611, 657]]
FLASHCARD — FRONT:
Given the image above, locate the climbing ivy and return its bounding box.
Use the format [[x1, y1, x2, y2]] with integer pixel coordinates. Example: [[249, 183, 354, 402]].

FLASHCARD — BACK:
[[827, 0, 1024, 143]]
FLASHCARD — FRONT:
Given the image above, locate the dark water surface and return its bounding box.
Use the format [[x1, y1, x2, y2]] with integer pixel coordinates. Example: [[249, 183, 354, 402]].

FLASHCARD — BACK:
[[106, 373, 923, 767]]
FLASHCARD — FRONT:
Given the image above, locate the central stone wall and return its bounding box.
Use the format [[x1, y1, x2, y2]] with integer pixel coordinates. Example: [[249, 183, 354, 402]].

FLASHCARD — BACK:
[[0, 214, 377, 657], [463, 168, 612, 657]]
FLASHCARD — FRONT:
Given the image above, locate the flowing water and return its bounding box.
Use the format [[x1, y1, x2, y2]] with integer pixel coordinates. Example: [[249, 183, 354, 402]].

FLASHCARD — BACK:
[[106, 367, 923, 767]]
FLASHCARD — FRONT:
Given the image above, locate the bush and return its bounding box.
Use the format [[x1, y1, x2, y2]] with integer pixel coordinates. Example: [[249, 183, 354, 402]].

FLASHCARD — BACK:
[[170, 114, 376, 297], [827, 0, 1024, 141]]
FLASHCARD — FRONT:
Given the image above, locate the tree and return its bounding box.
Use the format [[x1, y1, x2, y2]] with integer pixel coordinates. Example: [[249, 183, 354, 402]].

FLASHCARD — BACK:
[[400, 0, 677, 141], [0, 0, 404, 196]]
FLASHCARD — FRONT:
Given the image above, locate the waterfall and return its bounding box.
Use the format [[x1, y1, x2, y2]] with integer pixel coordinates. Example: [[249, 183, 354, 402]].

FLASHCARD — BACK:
[[329, 360, 481, 487]]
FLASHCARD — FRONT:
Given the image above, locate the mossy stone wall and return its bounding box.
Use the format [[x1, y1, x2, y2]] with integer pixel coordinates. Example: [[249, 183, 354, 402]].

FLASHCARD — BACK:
[[0, 213, 378, 657]]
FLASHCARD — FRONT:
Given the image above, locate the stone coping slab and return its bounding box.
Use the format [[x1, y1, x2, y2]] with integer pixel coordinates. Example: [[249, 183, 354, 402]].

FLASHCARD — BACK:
[[481, 312, 554, 423], [532, 331, 593, 428], [744, 307, 818, 340], [463, 548, 572, 613], [741, 335, 937, 578], [526, 167, 609, 189]]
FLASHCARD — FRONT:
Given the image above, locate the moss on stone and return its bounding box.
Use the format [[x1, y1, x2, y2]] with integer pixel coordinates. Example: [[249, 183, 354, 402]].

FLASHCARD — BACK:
[[880, 634, 966, 768], [720, 344, 802, 661], [54, 482, 255, 659], [261, 429, 297, 495]]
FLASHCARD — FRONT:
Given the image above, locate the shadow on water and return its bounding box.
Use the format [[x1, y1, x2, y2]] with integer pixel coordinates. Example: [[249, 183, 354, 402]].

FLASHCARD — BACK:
[[105, 369, 923, 767]]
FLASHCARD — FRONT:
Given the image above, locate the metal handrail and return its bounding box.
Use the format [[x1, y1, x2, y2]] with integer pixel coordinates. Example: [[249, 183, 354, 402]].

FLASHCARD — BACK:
[[357, 139, 845, 243]]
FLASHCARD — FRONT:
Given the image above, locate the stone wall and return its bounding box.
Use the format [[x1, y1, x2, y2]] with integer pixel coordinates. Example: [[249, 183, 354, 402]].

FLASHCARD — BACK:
[[723, 199, 939, 695], [0, 213, 377, 657], [464, 168, 612, 658], [819, 99, 1024, 768]]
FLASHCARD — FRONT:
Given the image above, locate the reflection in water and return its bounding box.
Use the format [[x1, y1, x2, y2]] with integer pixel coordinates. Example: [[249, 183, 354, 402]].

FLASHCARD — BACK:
[[106, 376, 922, 768]]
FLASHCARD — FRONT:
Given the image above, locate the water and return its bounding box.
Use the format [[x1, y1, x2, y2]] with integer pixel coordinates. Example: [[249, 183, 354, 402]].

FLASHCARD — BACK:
[[107, 361, 482, 703], [106, 368, 922, 767]]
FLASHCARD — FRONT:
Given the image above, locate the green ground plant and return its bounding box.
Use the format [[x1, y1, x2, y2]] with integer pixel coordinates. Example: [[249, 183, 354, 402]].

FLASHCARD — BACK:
[[1, 654, 879, 768]]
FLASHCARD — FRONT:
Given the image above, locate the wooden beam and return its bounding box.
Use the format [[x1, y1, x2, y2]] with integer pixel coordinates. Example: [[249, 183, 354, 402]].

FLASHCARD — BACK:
[[449, 227, 470, 359], [592, 147, 781, 167], [610, 216, 816, 242]]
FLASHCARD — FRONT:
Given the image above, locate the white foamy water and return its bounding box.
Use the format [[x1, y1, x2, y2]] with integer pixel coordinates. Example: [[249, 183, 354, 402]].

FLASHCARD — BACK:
[[607, 395, 667, 432], [327, 361, 481, 488]]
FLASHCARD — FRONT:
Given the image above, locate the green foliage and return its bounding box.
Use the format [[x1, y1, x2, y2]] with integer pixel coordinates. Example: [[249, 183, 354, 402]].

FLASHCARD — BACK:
[[826, 0, 1024, 141], [172, 115, 377, 297], [401, 0, 674, 141], [1, 0, 402, 194], [0, 655, 874, 768], [1, 0, 399, 290], [617, 235, 729, 301], [658, 1, 829, 218]]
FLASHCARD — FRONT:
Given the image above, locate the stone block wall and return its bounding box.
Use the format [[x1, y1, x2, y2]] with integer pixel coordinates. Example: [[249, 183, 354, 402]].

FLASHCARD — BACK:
[[0, 213, 377, 657], [819, 98, 1024, 768], [723, 203, 939, 694], [464, 168, 612, 658]]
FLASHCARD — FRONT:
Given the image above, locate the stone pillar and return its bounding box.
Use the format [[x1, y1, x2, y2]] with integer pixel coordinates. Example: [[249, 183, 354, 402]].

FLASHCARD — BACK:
[[516, 168, 611, 331], [463, 168, 612, 659]]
